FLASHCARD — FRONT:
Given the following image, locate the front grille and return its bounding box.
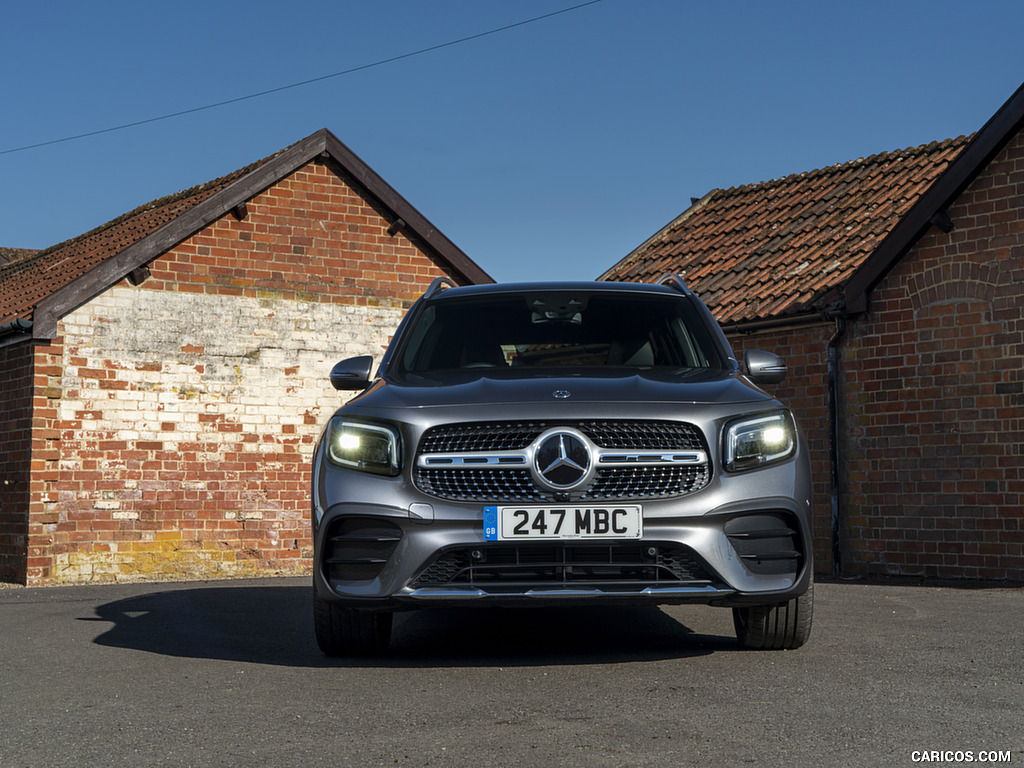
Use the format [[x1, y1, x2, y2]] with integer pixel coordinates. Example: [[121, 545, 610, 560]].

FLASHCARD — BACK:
[[414, 420, 711, 503], [419, 420, 705, 453], [321, 517, 402, 584], [579, 420, 705, 450], [411, 542, 714, 591], [416, 468, 542, 502], [419, 423, 541, 453], [589, 465, 709, 499]]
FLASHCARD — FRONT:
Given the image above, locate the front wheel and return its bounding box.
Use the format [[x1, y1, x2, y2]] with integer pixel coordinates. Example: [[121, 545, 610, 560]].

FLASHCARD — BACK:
[[733, 578, 813, 650], [313, 591, 393, 656]]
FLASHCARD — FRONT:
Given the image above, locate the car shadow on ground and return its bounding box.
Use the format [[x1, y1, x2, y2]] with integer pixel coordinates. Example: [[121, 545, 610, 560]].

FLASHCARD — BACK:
[[85, 583, 737, 668]]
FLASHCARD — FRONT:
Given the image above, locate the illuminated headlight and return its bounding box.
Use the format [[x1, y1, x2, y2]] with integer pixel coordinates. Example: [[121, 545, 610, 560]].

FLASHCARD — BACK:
[[724, 412, 795, 472], [327, 419, 401, 476]]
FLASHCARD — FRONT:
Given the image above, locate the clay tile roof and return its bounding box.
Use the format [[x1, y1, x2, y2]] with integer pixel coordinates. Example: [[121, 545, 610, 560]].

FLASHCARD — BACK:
[[0, 151, 274, 326], [0, 129, 492, 333], [601, 136, 973, 324]]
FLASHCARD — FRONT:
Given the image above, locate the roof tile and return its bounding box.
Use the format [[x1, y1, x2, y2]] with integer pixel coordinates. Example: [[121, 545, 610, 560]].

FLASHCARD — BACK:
[[0, 146, 288, 325], [602, 136, 972, 323]]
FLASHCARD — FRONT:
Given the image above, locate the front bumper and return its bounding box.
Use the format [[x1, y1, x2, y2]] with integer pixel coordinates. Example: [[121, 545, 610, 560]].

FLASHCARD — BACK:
[[312, 407, 814, 611], [312, 496, 813, 611]]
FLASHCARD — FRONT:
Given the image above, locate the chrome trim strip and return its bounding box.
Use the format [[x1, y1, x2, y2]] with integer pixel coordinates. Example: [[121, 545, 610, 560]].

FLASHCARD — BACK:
[[640, 585, 722, 596], [403, 585, 734, 600], [597, 450, 707, 466], [417, 452, 528, 468], [417, 448, 708, 469], [407, 588, 488, 599]]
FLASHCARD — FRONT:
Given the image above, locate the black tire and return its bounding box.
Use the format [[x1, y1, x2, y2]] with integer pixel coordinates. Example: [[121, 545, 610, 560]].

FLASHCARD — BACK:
[[733, 578, 813, 650], [313, 592, 393, 656]]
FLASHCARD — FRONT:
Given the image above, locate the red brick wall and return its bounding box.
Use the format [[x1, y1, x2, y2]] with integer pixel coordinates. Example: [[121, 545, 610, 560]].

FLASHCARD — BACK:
[[841, 132, 1024, 580], [20, 161, 458, 584], [726, 324, 836, 575], [143, 162, 446, 306], [0, 339, 35, 583], [25, 339, 64, 583]]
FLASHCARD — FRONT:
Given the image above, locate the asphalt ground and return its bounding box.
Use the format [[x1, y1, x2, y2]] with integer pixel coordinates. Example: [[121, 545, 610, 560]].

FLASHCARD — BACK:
[[1, 577, 1020, 768]]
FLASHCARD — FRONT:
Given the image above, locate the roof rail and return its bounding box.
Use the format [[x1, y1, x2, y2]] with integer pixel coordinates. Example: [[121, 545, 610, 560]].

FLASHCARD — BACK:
[[655, 273, 691, 295], [423, 276, 457, 299]]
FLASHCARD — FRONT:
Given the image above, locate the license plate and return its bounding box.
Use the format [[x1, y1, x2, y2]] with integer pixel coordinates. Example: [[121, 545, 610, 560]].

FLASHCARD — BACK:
[[483, 506, 642, 541]]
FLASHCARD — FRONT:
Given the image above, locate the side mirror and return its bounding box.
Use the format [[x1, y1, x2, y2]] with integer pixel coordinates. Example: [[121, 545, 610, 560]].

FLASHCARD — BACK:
[[329, 356, 374, 390], [744, 350, 787, 385]]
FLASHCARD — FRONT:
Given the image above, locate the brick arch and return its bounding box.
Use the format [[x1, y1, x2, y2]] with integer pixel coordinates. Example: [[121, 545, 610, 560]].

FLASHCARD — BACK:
[[907, 260, 999, 313]]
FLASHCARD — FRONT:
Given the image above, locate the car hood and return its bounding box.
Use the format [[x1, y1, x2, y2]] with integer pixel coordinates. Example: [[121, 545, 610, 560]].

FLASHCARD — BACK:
[[344, 368, 772, 410]]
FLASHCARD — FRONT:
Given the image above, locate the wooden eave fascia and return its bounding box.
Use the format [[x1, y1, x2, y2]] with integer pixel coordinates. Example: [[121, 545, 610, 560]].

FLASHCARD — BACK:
[[721, 310, 835, 335], [842, 81, 1024, 312], [31, 129, 492, 339], [31, 133, 328, 339], [319, 132, 493, 286]]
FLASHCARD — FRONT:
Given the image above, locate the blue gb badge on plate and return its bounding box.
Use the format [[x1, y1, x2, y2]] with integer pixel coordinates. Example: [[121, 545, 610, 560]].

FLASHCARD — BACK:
[[483, 506, 498, 541]]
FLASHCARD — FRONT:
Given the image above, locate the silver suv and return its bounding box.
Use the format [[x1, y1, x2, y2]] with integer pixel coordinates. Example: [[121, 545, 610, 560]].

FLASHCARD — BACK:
[[311, 276, 813, 654]]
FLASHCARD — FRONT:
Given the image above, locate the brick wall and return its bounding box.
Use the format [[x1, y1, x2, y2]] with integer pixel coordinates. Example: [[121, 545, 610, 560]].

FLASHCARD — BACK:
[[0, 340, 34, 582], [22, 161, 456, 584], [840, 132, 1024, 580]]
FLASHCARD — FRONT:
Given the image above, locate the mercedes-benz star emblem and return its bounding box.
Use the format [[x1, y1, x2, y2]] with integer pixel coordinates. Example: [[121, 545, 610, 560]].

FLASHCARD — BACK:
[[535, 432, 591, 488]]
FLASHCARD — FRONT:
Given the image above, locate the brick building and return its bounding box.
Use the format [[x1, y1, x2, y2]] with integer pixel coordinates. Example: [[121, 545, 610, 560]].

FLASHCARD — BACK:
[[603, 84, 1024, 581], [0, 129, 492, 585]]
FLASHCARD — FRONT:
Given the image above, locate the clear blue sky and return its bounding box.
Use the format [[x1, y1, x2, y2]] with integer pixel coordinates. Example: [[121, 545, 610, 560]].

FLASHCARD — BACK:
[[2, 0, 1022, 282]]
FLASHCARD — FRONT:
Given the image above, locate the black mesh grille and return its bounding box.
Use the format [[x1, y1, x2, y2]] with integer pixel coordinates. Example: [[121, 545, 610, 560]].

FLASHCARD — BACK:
[[418, 423, 544, 453], [415, 468, 542, 502], [578, 420, 705, 450], [414, 420, 711, 502], [412, 543, 714, 590], [587, 465, 710, 499]]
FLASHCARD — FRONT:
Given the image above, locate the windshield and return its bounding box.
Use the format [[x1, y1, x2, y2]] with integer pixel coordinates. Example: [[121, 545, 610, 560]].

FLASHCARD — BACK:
[[396, 291, 727, 374]]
